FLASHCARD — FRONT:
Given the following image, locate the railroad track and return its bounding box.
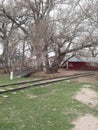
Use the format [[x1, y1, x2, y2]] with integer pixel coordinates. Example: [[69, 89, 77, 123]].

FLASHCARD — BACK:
[[0, 72, 95, 94]]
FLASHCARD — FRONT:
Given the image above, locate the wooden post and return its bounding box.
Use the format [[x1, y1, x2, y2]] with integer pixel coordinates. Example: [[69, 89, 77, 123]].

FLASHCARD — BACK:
[[10, 71, 13, 80]]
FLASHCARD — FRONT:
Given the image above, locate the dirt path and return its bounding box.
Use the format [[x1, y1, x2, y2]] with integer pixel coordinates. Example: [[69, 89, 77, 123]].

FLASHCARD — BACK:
[[74, 87, 98, 107], [72, 85, 98, 130], [72, 114, 98, 130]]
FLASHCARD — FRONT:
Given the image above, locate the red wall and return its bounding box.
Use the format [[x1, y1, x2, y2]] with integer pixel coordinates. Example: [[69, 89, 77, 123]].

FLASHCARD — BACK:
[[68, 62, 98, 71]]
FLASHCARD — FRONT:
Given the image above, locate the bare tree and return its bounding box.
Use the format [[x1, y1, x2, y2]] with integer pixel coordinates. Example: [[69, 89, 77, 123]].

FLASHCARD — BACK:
[[0, 0, 98, 73], [0, 0, 27, 72], [0, 0, 54, 70], [43, 0, 98, 73]]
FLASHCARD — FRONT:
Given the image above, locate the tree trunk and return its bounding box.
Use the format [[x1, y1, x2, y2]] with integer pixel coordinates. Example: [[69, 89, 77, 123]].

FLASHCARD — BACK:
[[20, 42, 25, 72], [2, 39, 10, 73], [45, 53, 51, 74], [50, 53, 65, 73]]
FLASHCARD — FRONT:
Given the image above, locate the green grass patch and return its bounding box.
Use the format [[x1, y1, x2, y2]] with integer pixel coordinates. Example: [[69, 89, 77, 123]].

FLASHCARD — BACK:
[[0, 74, 34, 85], [0, 81, 98, 130]]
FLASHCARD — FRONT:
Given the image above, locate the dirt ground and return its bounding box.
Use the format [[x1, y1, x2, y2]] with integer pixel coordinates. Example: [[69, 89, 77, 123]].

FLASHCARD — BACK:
[[74, 87, 98, 107], [33, 69, 98, 84], [72, 85, 98, 130], [73, 73, 98, 84], [72, 114, 98, 130]]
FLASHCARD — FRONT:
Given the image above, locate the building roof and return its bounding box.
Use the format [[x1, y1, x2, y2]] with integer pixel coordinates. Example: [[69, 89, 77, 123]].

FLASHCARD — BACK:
[[69, 56, 98, 62]]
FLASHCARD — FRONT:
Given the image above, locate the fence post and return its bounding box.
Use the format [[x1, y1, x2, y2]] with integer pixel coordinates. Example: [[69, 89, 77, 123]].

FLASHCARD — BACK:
[[10, 71, 13, 80]]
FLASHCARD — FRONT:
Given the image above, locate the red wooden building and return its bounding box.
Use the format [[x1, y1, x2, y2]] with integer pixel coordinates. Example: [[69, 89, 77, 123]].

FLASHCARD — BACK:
[[67, 57, 98, 71]]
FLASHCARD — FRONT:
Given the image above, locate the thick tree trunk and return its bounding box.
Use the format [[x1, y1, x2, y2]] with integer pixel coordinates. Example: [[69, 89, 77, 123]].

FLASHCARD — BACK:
[[2, 39, 10, 73], [36, 53, 43, 71], [44, 53, 65, 74], [45, 53, 51, 74], [49, 53, 65, 73], [2, 56, 9, 73]]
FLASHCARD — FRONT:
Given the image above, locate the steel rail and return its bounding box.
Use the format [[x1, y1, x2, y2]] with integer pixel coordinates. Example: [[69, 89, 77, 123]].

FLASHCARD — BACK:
[[0, 72, 95, 94], [0, 72, 95, 88]]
